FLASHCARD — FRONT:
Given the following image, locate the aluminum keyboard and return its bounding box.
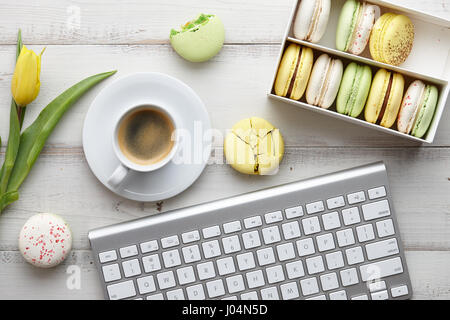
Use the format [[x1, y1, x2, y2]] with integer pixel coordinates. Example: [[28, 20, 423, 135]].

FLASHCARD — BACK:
[[89, 162, 412, 300]]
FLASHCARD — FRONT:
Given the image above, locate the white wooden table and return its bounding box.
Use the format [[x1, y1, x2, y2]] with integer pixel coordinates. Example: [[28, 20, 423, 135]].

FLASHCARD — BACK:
[[0, 0, 449, 300]]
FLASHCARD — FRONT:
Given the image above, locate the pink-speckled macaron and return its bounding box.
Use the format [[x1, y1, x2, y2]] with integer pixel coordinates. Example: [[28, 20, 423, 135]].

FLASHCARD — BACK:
[[19, 213, 72, 268]]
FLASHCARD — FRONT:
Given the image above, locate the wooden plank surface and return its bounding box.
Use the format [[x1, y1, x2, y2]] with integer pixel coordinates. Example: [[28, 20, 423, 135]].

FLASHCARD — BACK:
[[0, 0, 449, 300]]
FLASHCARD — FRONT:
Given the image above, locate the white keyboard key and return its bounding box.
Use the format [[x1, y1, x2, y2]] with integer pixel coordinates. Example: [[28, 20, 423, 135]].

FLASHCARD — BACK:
[[326, 251, 345, 270], [162, 249, 181, 268], [182, 245, 201, 264], [176, 266, 196, 285], [347, 191, 366, 204], [362, 200, 390, 221], [202, 226, 221, 239], [306, 201, 324, 214], [226, 275, 245, 294], [391, 285, 409, 298], [307, 295, 326, 300], [157, 271, 176, 290], [296, 238, 315, 256], [368, 186, 386, 200], [241, 291, 259, 300], [182, 230, 200, 244], [137, 275, 156, 294], [262, 226, 281, 245], [300, 277, 319, 296], [276, 242, 296, 261], [237, 252, 256, 271], [320, 273, 339, 291], [99, 250, 117, 263], [366, 238, 399, 260], [316, 233, 335, 252], [360, 257, 404, 281], [261, 287, 280, 300], [202, 240, 221, 258], [336, 228, 355, 247], [223, 220, 242, 234], [161, 235, 179, 249], [246, 270, 266, 288], [351, 294, 369, 300], [186, 284, 205, 300], [242, 231, 261, 249], [102, 264, 121, 282], [122, 259, 142, 278], [371, 290, 389, 300], [285, 260, 305, 279], [167, 288, 185, 300], [146, 293, 164, 300], [342, 207, 361, 226], [222, 296, 237, 300], [197, 261, 216, 280], [244, 216, 262, 229], [119, 245, 138, 258], [265, 211, 283, 224], [368, 280, 386, 292], [107, 280, 136, 300], [266, 265, 285, 284], [306, 256, 325, 275], [222, 235, 241, 254], [216, 257, 236, 275], [345, 246, 364, 265], [282, 221, 301, 240], [140, 240, 158, 254], [256, 247, 275, 266], [340, 268, 359, 286], [280, 282, 300, 300], [356, 224, 375, 242], [142, 254, 161, 273], [285, 206, 304, 219], [322, 211, 341, 230], [330, 290, 347, 300], [327, 196, 345, 209], [206, 279, 225, 298], [376, 219, 395, 238], [302, 216, 321, 235]]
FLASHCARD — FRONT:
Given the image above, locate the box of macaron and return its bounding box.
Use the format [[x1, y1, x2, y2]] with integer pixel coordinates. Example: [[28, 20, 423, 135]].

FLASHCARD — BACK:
[[269, 0, 450, 143]]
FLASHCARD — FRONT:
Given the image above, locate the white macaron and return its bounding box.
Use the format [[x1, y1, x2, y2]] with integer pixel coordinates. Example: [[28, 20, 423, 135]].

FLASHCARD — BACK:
[[293, 0, 331, 43]]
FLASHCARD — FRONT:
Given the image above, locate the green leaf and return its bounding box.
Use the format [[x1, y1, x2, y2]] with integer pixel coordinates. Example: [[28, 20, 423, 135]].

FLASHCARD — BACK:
[[0, 191, 19, 212]]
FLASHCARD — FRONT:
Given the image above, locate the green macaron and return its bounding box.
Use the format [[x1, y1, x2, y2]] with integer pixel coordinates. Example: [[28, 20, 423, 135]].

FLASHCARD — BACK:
[[170, 13, 225, 62], [411, 85, 439, 138], [337, 62, 372, 117]]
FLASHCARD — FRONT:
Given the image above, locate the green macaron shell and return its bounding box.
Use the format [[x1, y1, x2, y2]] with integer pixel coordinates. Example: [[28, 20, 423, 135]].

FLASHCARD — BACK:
[[411, 85, 438, 138], [337, 62, 372, 117], [336, 0, 360, 52], [170, 14, 225, 62]]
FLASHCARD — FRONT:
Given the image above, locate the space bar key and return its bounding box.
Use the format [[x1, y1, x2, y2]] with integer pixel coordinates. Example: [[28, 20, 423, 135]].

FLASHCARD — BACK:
[[360, 257, 404, 282]]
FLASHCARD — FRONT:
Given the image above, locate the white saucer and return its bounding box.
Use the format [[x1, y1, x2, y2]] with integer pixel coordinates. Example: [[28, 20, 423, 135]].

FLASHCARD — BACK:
[[82, 72, 212, 201]]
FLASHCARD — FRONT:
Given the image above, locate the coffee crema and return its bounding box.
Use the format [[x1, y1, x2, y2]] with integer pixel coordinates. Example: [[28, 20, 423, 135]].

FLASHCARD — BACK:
[[118, 107, 175, 165]]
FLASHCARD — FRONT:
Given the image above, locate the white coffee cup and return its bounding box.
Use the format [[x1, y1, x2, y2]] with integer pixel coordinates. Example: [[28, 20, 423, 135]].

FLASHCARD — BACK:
[[108, 104, 179, 188]]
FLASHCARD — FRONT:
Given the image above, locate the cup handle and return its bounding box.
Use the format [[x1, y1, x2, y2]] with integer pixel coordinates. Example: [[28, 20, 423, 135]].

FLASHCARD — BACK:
[[108, 164, 129, 188]]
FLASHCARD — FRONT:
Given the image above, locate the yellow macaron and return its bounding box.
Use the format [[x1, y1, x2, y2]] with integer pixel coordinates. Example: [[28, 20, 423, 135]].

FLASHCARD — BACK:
[[274, 43, 314, 100], [370, 13, 414, 66]]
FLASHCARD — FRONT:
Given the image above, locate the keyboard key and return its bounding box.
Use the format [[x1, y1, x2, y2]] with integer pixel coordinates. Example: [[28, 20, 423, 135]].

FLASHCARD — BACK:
[[342, 207, 361, 226], [306, 256, 325, 275], [242, 231, 261, 249], [244, 216, 262, 229], [222, 235, 241, 254], [285, 206, 304, 219], [368, 281, 386, 292], [345, 246, 364, 265], [356, 224, 375, 242], [276, 243, 296, 261], [365, 238, 399, 260], [329, 290, 347, 300], [186, 284, 205, 300], [282, 221, 301, 240], [347, 191, 366, 204], [237, 252, 256, 271], [262, 226, 281, 244], [202, 240, 221, 258], [102, 264, 121, 282], [182, 245, 201, 263], [368, 186, 386, 200], [371, 290, 389, 300], [296, 238, 315, 256], [222, 296, 237, 300], [161, 235, 179, 249], [226, 275, 245, 294], [265, 211, 283, 224], [320, 273, 339, 291], [99, 250, 117, 263], [340, 268, 359, 286], [391, 285, 409, 298], [182, 230, 200, 244], [376, 219, 395, 238], [162, 249, 181, 268], [137, 275, 156, 294], [177, 266, 196, 285], [360, 257, 404, 281], [107, 280, 136, 300], [362, 200, 390, 221], [146, 293, 163, 300], [142, 254, 161, 273], [216, 257, 236, 275], [167, 288, 185, 300], [307, 295, 326, 300], [266, 265, 285, 284], [285, 260, 305, 279], [246, 270, 265, 288], [351, 294, 369, 300], [256, 247, 275, 266], [140, 240, 158, 253], [119, 245, 138, 258], [261, 287, 280, 300], [223, 220, 242, 234], [316, 233, 335, 252], [302, 216, 321, 235], [197, 261, 216, 280], [241, 291, 258, 300], [322, 211, 341, 230], [327, 196, 345, 209], [206, 279, 225, 298], [280, 282, 300, 300], [300, 277, 319, 296], [157, 271, 176, 290], [336, 228, 355, 247], [306, 201, 324, 214], [325, 251, 344, 270], [122, 259, 141, 278], [202, 226, 221, 239]]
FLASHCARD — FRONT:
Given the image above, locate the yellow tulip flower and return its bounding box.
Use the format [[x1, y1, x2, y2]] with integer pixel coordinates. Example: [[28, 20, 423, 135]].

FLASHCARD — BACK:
[[11, 45, 44, 107]]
